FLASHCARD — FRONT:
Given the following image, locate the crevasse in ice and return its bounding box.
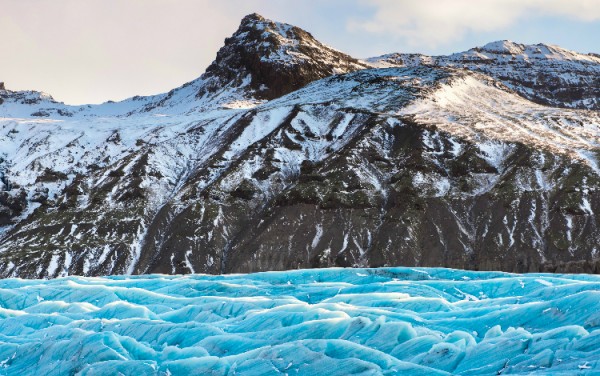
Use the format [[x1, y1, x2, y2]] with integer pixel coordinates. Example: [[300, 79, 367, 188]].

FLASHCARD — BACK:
[[0, 267, 599, 375]]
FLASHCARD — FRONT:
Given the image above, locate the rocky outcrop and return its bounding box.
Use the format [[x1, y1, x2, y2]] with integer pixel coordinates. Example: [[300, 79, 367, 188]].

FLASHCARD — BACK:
[[199, 13, 369, 101]]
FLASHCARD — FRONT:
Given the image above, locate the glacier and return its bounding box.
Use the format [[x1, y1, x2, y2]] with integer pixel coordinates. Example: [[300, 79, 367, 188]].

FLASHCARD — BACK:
[[0, 268, 599, 375]]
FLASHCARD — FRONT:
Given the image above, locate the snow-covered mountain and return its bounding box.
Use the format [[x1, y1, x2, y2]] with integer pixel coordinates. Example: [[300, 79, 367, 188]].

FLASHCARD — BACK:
[[369, 40, 600, 110], [1, 15, 600, 278]]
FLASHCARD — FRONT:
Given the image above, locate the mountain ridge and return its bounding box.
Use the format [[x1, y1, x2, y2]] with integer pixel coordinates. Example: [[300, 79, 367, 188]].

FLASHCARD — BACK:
[[0, 13, 368, 118], [369, 39, 600, 110], [3, 34, 599, 115]]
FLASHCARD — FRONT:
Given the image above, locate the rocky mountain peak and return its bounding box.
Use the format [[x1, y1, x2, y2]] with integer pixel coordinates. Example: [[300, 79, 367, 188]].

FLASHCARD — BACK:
[[467, 40, 600, 65], [479, 40, 525, 55], [199, 13, 369, 100], [239, 12, 267, 25]]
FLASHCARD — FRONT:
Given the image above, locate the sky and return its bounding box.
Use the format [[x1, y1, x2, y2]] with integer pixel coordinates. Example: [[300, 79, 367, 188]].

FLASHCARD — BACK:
[[2, 0, 600, 105]]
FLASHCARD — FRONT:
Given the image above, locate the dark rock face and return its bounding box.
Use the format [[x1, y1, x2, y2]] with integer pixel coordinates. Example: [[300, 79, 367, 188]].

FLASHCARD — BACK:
[[31, 110, 50, 117], [0, 170, 26, 226], [199, 13, 369, 100], [0, 190, 27, 226]]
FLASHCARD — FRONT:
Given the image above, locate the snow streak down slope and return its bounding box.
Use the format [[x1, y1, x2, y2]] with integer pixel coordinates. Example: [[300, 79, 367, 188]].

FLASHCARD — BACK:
[[0, 268, 599, 375], [2, 67, 600, 278], [400, 74, 600, 168]]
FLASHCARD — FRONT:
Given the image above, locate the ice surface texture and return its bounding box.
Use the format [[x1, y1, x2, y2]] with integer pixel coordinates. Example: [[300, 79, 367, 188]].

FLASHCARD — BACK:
[[0, 267, 599, 375]]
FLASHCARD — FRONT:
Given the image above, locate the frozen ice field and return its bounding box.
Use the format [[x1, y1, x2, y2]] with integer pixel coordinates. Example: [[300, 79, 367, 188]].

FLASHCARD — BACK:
[[0, 267, 599, 375]]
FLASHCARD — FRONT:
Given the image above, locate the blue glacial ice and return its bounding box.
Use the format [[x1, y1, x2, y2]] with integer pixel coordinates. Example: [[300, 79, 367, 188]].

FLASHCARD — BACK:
[[0, 267, 599, 375]]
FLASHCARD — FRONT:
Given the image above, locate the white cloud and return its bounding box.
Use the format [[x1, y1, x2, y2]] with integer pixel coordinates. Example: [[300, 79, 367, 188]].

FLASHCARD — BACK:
[[350, 0, 600, 48]]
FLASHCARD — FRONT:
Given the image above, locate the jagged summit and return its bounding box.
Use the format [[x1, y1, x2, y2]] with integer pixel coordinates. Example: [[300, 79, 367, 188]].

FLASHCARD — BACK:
[[199, 13, 369, 100], [199, 13, 368, 99], [242, 12, 266, 22], [479, 40, 525, 54]]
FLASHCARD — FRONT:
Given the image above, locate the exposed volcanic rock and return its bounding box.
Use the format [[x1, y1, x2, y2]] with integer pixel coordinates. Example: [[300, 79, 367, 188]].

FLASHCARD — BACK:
[[369, 40, 600, 111], [199, 13, 369, 100]]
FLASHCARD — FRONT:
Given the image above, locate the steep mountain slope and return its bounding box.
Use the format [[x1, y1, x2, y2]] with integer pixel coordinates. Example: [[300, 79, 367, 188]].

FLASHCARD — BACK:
[[369, 40, 600, 110], [1, 16, 600, 278], [142, 69, 600, 276], [0, 13, 368, 278]]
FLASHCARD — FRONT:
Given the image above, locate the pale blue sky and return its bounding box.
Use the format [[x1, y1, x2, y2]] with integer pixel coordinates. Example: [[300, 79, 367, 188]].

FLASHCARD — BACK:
[[2, 0, 599, 104]]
